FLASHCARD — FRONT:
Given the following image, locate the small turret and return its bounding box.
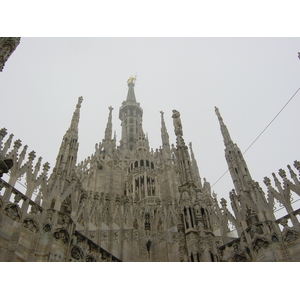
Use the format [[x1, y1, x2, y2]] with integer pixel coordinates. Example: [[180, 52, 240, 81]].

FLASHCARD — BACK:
[[104, 106, 114, 141], [160, 111, 170, 150]]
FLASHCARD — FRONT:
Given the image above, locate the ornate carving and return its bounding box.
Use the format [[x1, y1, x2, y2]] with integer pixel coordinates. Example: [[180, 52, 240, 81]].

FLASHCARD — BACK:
[[71, 246, 82, 260], [133, 230, 139, 241], [22, 218, 38, 233], [232, 253, 247, 262], [29, 204, 41, 215], [158, 231, 165, 242], [101, 231, 108, 243], [282, 229, 300, 243], [252, 237, 269, 252], [46, 210, 54, 222], [14, 193, 23, 204], [4, 204, 21, 221], [170, 232, 178, 244], [172, 109, 183, 136], [53, 228, 69, 243], [86, 255, 96, 262], [43, 223, 51, 233], [133, 218, 138, 229], [113, 231, 119, 243], [61, 214, 70, 227], [123, 230, 129, 242]]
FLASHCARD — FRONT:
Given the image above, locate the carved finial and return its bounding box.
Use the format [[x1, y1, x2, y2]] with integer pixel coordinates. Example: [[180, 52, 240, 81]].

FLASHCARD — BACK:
[[214, 106, 222, 120], [263, 176, 271, 186], [294, 160, 300, 171], [13, 139, 22, 150], [43, 162, 50, 173], [77, 96, 83, 107], [220, 198, 227, 208], [0, 128, 7, 139], [28, 151, 36, 161], [278, 169, 286, 179]]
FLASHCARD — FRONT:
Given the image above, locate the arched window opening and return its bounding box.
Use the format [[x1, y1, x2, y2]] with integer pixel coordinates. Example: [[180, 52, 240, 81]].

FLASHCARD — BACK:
[[184, 207, 189, 229], [201, 207, 205, 216], [189, 207, 194, 227]]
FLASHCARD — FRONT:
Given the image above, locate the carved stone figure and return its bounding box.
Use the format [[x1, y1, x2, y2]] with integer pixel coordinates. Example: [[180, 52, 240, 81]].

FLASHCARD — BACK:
[[71, 246, 82, 260], [133, 218, 138, 229], [172, 109, 183, 136], [53, 228, 69, 243], [4, 204, 21, 221], [127, 76, 135, 85], [86, 255, 96, 262], [22, 218, 38, 233], [43, 224, 51, 233]]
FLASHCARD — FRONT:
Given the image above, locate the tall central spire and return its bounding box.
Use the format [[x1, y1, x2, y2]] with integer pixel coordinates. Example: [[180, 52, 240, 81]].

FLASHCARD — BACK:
[[119, 76, 143, 151]]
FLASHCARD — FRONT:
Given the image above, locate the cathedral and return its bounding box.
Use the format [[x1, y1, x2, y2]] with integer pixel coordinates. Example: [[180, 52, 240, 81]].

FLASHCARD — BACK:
[[1, 75, 300, 262]]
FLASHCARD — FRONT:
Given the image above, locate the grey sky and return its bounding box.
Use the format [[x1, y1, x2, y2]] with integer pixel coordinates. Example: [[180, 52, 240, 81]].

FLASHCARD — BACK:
[[1, 37, 299, 210]]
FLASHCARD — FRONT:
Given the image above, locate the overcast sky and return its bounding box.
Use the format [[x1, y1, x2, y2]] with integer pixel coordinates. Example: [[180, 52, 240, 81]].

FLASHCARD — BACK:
[[1, 37, 300, 212]]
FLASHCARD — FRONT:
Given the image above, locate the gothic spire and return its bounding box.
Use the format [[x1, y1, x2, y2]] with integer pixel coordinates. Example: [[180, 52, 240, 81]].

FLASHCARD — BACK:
[[49, 96, 83, 189], [119, 77, 143, 151], [160, 111, 170, 149], [214, 106, 272, 229], [215, 106, 233, 147], [67, 96, 83, 134], [215, 106, 253, 189], [104, 106, 113, 140]]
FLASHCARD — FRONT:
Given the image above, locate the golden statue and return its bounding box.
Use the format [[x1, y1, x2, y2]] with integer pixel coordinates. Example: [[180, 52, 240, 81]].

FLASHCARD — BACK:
[[127, 76, 136, 85]]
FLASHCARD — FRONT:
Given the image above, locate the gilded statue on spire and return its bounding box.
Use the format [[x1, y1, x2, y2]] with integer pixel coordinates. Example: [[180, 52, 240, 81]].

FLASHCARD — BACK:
[[127, 76, 136, 85]]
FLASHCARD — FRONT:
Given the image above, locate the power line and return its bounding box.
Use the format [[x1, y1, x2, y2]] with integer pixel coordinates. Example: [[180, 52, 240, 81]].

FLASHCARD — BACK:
[[242, 87, 300, 155], [211, 87, 300, 188]]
